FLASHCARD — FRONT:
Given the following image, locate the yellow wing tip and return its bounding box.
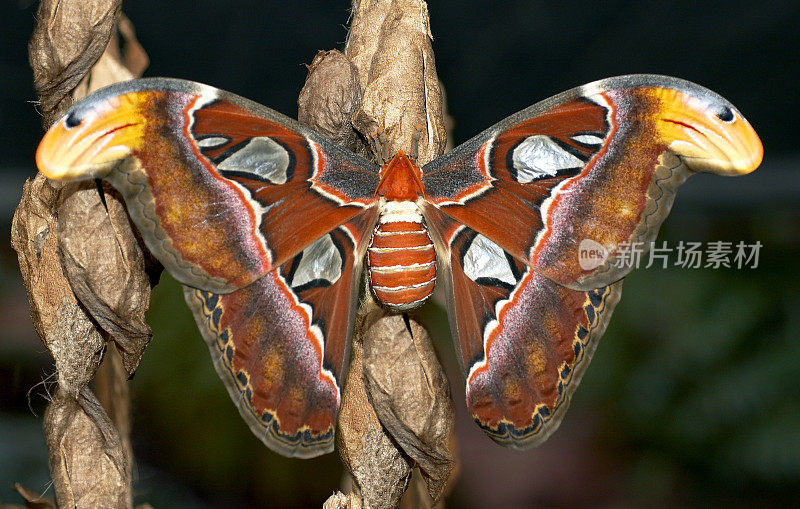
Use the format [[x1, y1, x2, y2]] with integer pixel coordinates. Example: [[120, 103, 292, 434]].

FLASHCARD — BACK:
[[35, 122, 71, 180], [651, 87, 764, 177], [733, 123, 763, 175], [35, 110, 142, 181]]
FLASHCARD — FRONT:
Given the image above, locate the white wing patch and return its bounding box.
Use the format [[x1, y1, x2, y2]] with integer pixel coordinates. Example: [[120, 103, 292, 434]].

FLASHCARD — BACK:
[[463, 234, 516, 285], [291, 234, 342, 288], [512, 135, 583, 182], [218, 136, 290, 184], [571, 134, 604, 146], [197, 136, 230, 149]]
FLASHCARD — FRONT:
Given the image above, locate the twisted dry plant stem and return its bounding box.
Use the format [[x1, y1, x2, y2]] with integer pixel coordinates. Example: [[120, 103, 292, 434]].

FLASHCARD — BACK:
[[306, 1, 457, 507], [14, 1, 152, 507]]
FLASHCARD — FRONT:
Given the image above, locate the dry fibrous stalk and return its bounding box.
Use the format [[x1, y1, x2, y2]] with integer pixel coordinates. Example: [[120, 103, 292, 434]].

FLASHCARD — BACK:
[[346, 0, 447, 164], [12, 176, 106, 397], [15, 1, 152, 507], [308, 1, 456, 507], [44, 389, 132, 508], [298, 45, 415, 509], [337, 316, 415, 508]]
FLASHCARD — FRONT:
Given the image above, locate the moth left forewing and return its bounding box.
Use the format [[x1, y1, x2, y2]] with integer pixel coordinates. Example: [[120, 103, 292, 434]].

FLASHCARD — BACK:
[[183, 206, 377, 458], [425, 209, 623, 448], [37, 78, 381, 294]]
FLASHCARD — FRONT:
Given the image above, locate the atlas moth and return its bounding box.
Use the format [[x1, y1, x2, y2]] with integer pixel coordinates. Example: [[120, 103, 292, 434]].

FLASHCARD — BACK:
[[36, 74, 762, 457]]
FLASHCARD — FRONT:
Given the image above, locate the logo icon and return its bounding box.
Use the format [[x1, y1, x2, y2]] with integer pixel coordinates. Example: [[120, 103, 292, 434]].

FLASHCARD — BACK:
[[578, 239, 609, 270]]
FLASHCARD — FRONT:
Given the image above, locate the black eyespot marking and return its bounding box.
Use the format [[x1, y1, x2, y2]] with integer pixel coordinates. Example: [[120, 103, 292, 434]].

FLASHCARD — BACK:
[[716, 106, 735, 123], [64, 111, 81, 129]]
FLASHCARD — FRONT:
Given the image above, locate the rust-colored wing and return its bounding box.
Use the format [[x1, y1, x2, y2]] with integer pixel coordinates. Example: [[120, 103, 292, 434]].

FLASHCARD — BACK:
[[422, 75, 762, 291], [37, 78, 380, 294], [423, 75, 761, 448], [184, 208, 376, 457], [36, 79, 382, 457]]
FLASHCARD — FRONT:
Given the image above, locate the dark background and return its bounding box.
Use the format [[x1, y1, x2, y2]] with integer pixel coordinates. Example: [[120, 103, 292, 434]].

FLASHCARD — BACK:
[[2, 1, 798, 507]]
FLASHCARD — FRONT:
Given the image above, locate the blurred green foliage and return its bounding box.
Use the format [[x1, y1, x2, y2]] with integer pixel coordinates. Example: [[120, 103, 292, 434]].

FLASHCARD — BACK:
[[578, 213, 800, 504]]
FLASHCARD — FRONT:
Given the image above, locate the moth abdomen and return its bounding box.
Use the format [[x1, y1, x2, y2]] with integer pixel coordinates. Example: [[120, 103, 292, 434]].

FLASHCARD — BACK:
[[367, 201, 437, 310]]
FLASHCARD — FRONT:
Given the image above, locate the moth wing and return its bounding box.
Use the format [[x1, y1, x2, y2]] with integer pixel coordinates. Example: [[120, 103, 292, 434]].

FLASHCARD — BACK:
[[426, 207, 621, 448], [423, 74, 761, 448], [422, 74, 761, 291], [36, 78, 384, 457], [184, 207, 378, 457], [37, 78, 381, 294]]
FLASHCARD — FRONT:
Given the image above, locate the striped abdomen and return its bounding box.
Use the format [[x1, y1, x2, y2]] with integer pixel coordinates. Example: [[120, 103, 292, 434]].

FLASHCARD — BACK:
[[367, 201, 436, 311]]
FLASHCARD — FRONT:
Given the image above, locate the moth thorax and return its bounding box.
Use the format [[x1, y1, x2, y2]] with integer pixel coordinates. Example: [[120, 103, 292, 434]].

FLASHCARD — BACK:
[[367, 200, 436, 311]]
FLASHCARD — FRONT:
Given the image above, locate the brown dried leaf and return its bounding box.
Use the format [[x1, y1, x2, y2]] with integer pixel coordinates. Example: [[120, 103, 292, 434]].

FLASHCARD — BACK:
[[73, 42, 134, 99], [73, 14, 150, 99], [337, 307, 413, 509], [58, 181, 153, 375], [44, 388, 131, 509], [98, 13, 148, 76], [399, 469, 442, 509], [116, 13, 149, 77], [11, 175, 105, 397], [298, 50, 370, 158], [346, 0, 446, 164], [362, 314, 455, 502], [28, 0, 122, 127], [11, 174, 60, 286]]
